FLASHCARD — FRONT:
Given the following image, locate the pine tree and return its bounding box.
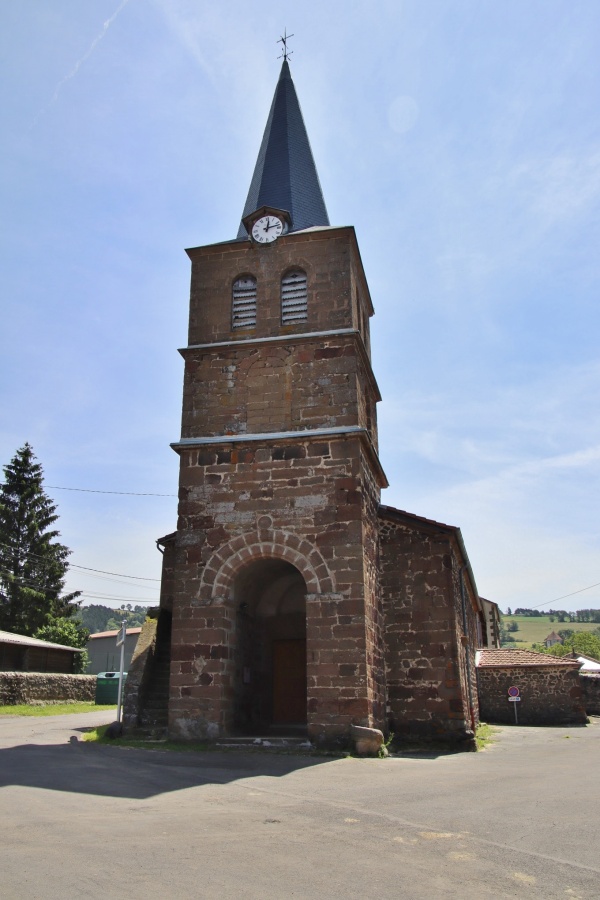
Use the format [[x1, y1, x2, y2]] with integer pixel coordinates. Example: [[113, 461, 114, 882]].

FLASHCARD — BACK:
[[0, 443, 81, 635]]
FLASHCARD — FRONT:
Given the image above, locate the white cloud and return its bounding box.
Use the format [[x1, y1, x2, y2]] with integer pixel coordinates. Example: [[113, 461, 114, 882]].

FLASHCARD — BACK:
[[504, 151, 600, 229], [388, 96, 419, 134]]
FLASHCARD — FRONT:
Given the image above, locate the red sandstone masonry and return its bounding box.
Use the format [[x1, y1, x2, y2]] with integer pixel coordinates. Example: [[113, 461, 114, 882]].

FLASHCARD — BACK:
[[167, 431, 383, 741], [154, 220, 492, 747], [379, 511, 478, 743]]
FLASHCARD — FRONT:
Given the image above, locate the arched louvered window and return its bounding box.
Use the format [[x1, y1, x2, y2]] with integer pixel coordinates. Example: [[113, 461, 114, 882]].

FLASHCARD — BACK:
[[232, 275, 257, 329], [281, 269, 308, 324]]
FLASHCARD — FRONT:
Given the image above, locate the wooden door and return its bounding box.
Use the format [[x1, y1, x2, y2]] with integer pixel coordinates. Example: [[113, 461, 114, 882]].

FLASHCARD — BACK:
[[272, 639, 307, 724]]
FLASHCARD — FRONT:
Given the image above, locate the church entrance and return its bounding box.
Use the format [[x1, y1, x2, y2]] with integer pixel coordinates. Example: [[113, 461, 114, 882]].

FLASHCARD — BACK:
[[233, 558, 307, 735], [272, 639, 307, 725]]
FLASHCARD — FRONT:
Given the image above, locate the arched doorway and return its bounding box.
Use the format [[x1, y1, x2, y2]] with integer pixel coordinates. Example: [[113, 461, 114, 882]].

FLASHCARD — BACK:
[[232, 557, 307, 735]]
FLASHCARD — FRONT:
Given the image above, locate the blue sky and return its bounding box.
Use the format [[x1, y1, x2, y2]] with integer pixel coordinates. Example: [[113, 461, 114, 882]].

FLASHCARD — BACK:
[[1, 1, 598, 615]]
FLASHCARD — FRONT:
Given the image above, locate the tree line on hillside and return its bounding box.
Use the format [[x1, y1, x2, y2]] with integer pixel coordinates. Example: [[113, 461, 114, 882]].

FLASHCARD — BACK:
[[77, 604, 150, 634], [506, 607, 600, 623]]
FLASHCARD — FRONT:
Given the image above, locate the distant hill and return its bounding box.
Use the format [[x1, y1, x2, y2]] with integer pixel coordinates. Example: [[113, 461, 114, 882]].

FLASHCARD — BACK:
[[76, 604, 150, 635], [501, 614, 600, 648]]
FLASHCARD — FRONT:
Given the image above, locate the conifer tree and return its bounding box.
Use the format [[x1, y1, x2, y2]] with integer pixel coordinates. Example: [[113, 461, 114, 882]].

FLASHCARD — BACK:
[[0, 443, 81, 635]]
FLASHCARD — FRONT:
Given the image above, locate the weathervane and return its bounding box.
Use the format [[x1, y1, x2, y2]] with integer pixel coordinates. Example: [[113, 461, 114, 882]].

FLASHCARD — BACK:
[[277, 28, 294, 62]]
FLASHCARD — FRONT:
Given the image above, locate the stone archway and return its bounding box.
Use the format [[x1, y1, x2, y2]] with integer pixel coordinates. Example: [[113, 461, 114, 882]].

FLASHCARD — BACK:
[[232, 557, 307, 734], [197, 529, 334, 736], [198, 527, 335, 603]]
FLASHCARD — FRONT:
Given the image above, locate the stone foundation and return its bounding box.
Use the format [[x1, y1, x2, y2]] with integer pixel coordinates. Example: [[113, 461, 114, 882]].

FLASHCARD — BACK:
[[0, 672, 96, 705]]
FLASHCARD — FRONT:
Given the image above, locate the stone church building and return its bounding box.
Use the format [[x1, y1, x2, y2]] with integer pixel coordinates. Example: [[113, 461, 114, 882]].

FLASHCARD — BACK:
[[125, 59, 499, 748]]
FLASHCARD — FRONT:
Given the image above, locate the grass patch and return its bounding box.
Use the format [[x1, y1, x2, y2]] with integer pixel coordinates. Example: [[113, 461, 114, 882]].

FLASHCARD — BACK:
[[502, 615, 599, 648], [476, 722, 499, 750], [82, 725, 211, 752], [82, 728, 343, 756], [0, 702, 115, 717]]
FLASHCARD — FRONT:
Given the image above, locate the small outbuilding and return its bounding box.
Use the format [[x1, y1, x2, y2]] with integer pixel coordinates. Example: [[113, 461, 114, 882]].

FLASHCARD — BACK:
[[86, 627, 141, 674], [544, 631, 563, 648], [476, 648, 586, 725], [0, 629, 82, 674]]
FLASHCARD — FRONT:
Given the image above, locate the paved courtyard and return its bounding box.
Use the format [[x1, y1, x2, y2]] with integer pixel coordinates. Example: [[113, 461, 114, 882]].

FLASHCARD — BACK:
[[0, 712, 599, 899]]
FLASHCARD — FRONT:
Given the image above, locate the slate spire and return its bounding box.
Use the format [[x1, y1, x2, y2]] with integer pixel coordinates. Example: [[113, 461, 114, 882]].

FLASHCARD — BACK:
[[237, 60, 330, 239]]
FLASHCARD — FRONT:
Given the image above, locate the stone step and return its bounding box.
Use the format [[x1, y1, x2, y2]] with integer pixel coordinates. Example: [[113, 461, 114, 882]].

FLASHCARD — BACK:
[[215, 736, 313, 750]]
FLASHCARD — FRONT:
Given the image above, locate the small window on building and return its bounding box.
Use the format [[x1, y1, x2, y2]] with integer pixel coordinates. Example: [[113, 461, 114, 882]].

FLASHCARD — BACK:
[[232, 275, 257, 329], [281, 269, 308, 324]]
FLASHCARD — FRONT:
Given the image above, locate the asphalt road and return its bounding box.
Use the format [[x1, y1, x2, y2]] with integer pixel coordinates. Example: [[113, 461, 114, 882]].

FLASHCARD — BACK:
[[0, 712, 599, 899]]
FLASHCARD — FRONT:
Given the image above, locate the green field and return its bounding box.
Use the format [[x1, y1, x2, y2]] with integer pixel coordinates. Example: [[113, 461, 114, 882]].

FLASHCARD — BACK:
[[0, 703, 115, 717], [502, 615, 600, 648]]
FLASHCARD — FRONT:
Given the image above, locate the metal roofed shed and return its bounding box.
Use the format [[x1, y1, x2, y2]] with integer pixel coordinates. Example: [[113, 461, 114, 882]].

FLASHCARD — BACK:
[[0, 629, 83, 674], [86, 627, 141, 675]]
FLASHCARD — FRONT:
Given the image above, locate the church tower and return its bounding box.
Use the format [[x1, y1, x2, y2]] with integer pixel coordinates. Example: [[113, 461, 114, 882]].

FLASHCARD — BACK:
[[159, 58, 389, 744]]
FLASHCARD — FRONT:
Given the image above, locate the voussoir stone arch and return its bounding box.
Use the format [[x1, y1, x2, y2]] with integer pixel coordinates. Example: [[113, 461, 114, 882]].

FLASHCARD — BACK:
[[199, 529, 335, 602]]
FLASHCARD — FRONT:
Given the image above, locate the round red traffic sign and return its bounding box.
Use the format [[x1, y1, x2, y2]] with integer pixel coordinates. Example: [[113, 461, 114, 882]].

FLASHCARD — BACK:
[[508, 686, 520, 697]]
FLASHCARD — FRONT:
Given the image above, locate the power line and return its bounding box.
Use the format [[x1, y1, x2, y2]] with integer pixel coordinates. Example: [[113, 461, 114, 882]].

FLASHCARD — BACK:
[[70, 563, 160, 582], [527, 581, 600, 610], [80, 592, 157, 604], [0, 569, 157, 605], [46, 485, 177, 497], [0, 539, 160, 583], [1, 481, 176, 497]]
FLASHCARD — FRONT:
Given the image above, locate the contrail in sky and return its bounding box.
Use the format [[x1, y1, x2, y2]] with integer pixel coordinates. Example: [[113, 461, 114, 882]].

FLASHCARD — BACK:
[[31, 0, 131, 127]]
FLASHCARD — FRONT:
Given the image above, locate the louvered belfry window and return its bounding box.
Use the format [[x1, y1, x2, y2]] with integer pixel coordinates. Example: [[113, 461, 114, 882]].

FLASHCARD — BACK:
[[232, 275, 257, 328], [281, 269, 308, 324]]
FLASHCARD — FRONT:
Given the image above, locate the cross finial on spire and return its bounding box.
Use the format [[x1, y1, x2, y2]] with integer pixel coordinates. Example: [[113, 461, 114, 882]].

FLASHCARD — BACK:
[[277, 28, 294, 62]]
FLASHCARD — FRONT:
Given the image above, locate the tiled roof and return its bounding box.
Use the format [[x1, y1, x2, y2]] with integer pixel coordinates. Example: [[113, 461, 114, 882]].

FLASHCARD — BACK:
[[0, 629, 82, 653], [237, 60, 329, 238], [378, 504, 458, 532], [476, 648, 580, 668], [88, 628, 142, 640]]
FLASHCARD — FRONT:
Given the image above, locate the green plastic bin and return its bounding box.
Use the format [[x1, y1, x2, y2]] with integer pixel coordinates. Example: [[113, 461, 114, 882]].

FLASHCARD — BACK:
[[95, 671, 127, 705]]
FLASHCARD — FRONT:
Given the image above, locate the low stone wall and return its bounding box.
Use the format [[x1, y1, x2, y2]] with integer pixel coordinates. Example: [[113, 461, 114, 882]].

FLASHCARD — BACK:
[[0, 672, 96, 705], [477, 665, 586, 725], [580, 674, 600, 716]]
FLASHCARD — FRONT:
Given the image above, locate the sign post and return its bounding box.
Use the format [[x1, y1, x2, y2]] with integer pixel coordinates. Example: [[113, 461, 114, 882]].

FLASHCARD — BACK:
[[507, 686, 520, 724], [115, 620, 127, 725]]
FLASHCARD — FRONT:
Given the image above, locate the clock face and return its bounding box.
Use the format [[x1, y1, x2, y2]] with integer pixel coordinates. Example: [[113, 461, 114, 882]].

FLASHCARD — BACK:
[[251, 214, 284, 244]]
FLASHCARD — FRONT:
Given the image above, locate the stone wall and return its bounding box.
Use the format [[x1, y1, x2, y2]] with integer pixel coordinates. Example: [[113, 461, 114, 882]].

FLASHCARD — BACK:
[[580, 674, 600, 716], [122, 614, 158, 729], [477, 665, 587, 725], [379, 510, 479, 744], [0, 672, 96, 705], [180, 334, 378, 441]]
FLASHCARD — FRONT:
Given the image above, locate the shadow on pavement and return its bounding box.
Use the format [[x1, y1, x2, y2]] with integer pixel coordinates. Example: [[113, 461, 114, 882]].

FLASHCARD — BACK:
[[0, 741, 338, 799]]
